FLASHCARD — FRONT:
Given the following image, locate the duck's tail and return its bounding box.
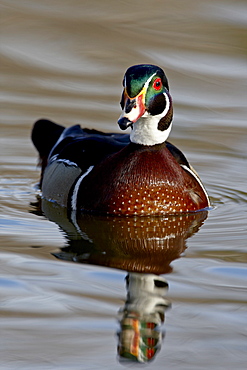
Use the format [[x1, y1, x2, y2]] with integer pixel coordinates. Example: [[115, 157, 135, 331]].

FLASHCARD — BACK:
[[31, 119, 65, 185]]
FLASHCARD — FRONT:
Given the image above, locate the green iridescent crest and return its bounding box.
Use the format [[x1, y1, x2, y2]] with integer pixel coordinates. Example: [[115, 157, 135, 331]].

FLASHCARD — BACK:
[[124, 64, 169, 99]]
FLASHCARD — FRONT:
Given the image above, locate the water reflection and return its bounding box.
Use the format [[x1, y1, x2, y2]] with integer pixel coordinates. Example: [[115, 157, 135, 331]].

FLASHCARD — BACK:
[[118, 273, 170, 363], [31, 198, 207, 363]]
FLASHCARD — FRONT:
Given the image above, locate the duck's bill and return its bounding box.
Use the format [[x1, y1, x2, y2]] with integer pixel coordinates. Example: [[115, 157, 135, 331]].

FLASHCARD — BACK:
[[117, 91, 146, 130], [117, 117, 133, 130]]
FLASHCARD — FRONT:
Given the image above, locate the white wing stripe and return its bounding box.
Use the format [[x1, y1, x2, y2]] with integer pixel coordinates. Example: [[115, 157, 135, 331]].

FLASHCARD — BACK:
[[71, 165, 94, 211]]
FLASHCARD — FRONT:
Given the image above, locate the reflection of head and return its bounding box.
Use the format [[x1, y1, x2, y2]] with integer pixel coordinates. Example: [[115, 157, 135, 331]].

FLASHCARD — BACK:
[[118, 273, 170, 363]]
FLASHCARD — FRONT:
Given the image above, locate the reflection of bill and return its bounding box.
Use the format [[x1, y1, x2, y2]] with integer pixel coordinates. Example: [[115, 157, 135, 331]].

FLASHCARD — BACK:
[[118, 273, 170, 363], [32, 199, 208, 363]]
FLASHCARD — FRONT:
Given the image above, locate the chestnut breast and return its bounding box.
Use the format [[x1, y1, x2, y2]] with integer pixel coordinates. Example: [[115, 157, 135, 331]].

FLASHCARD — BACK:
[[76, 143, 208, 215]]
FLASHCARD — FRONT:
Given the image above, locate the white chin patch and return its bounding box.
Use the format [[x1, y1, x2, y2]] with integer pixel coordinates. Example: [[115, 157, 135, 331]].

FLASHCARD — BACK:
[[130, 92, 172, 146], [130, 115, 172, 146]]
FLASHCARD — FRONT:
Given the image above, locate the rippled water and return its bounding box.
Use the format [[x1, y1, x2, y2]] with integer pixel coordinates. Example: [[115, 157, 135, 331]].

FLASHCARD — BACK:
[[1, 0, 247, 369]]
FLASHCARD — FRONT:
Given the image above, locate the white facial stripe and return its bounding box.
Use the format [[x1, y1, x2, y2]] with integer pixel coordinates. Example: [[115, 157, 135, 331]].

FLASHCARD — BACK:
[[124, 72, 156, 92], [143, 72, 157, 90], [123, 75, 126, 88], [71, 165, 94, 211], [160, 92, 170, 122]]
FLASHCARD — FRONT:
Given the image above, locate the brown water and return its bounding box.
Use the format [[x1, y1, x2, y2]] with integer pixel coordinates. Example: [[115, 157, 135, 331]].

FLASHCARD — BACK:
[[1, 0, 247, 369]]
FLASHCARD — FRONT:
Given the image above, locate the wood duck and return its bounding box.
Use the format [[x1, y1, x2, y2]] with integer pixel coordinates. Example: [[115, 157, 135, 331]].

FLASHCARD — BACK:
[[32, 64, 210, 216]]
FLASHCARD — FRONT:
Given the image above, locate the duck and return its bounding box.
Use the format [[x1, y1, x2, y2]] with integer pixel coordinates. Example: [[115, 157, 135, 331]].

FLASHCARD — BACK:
[[31, 64, 210, 216]]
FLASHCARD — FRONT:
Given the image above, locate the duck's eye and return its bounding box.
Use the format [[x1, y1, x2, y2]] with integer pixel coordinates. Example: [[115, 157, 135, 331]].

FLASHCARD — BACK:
[[153, 78, 162, 91]]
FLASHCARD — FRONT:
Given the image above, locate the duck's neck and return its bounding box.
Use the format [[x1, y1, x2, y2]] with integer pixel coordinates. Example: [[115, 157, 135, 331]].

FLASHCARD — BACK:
[[130, 114, 172, 146]]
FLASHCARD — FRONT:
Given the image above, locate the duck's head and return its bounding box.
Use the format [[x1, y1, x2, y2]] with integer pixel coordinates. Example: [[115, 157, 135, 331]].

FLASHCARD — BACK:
[[118, 64, 173, 146]]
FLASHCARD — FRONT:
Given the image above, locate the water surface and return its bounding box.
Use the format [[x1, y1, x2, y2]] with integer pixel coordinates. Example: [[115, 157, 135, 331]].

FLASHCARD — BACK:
[[1, 0, 247, 369]]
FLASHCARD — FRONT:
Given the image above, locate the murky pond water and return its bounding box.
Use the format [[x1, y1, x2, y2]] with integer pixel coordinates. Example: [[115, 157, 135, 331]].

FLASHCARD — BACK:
[[1, 0, 247, 369]]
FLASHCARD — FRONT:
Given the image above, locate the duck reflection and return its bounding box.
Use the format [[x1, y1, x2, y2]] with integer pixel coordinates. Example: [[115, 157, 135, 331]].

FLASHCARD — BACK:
[[118, 273, 170, 363], [31, 199, 208, 363]]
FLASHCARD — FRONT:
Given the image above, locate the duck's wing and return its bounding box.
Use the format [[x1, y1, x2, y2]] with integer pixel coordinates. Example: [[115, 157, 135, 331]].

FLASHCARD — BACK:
[[31, 119, 130, 185], [50, 129, 130, 172]]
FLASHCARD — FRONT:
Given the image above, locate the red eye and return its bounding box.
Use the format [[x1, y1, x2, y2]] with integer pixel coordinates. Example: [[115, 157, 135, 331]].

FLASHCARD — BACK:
[[153, 78, 162, 90]]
